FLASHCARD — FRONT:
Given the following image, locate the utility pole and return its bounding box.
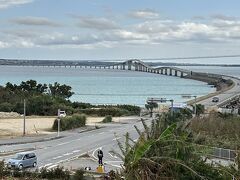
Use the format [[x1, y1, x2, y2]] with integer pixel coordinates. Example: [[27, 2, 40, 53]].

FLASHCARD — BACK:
[[170, 99, 174, 117], [57, 109, 60, 137], [194, 95, 197, 116], [23, 99, 26, 136]]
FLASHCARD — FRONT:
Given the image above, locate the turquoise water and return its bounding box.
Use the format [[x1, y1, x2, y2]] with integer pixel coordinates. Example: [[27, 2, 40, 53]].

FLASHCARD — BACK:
[[0, 66, 216, 106], [179, 66, 240, 78]]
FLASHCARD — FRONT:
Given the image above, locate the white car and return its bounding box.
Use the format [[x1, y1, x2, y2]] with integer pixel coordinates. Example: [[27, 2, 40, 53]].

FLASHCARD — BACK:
[[58, 111, 66, 117], [212, 97, 219, 103]]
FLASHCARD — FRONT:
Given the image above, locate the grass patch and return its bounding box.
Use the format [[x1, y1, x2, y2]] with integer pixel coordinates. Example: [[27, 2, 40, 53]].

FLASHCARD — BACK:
[[190, 112, 240, 149]]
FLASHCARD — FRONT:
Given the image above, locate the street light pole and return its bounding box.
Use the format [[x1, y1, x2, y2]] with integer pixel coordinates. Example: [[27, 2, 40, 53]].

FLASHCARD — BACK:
[[57, 109, 60, 137], [182, 95, 197, 116], [23, 99, 26, 136], [170, 99, 174, 117], [194, 96, 197, 116]]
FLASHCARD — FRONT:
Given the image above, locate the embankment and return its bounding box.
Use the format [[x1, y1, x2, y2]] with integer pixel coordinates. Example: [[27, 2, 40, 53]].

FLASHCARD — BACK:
[[185, 72, 235, 105]]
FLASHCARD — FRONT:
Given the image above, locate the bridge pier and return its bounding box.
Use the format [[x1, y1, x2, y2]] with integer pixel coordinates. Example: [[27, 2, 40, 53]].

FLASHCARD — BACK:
[[165, 69, 167, 75], [128, 62, 132, 70], [170, 69, 172, 76], [181, 72, 184, 78], [175, 70, 178, 76]]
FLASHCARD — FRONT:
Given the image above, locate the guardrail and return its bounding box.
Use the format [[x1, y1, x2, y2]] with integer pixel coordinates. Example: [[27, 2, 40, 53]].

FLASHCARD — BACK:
[[211, 147, 236, 162]]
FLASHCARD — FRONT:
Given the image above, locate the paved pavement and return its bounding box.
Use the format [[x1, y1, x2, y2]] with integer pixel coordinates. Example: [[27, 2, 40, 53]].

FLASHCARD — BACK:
[[198, 76, 240, 108], [0, 117, 146, 172]]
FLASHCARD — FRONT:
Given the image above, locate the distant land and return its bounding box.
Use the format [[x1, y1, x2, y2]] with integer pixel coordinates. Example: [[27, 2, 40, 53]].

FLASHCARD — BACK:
[[0, 59, 240, 67]]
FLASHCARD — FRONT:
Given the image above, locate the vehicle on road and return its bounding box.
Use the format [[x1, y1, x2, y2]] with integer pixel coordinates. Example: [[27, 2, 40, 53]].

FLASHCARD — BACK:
[[212, 96, 220, 103], [7, 152, 37, 170]]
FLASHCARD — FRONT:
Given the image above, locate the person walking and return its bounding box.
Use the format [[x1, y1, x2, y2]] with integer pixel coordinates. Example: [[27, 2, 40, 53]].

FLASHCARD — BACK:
[[97, 147, 103, 165]]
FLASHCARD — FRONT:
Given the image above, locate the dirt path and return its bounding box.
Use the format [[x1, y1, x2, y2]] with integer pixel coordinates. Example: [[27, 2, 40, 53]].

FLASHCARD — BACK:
[[0, 116, 134, 138]]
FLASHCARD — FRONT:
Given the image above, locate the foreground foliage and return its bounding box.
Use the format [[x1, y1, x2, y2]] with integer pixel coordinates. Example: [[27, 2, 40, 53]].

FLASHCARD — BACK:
[[113, 113, 238, 179]]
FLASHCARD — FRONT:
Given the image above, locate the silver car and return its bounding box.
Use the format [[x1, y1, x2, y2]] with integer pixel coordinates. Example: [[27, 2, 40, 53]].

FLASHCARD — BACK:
[[7, 152, 37, 170]]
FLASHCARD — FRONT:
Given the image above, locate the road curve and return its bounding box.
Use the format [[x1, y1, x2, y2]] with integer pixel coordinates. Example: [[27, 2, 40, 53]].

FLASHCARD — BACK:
[[197, 76, 240, 108]]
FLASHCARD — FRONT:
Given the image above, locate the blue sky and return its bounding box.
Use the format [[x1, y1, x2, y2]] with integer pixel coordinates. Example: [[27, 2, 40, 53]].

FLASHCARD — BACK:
[[0, 0, 240, 64]]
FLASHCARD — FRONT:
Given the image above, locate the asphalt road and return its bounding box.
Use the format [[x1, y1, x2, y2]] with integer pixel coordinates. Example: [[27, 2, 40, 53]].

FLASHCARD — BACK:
[[0, 117, 146, 170], [198, 76, 240, 108]]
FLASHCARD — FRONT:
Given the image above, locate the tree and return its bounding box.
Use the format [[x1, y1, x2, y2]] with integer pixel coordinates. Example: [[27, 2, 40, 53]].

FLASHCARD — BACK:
[[193, 104, 205, 116], [49, 82, 74, 99], [145, 102, 158, 117]]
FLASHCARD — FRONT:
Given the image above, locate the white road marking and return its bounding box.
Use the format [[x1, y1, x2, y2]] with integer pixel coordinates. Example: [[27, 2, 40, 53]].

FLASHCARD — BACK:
[[57, 142, 69, 146], [105, 160, 123, 163], [98, 132, 104, 135], [72, 150, 81, 153], [52, 155, 63, 160], [92, 147, 101, 160], [108, 152, 118, 159], [47, 164, 58, 170], [39, 163, 53, 169], [113, 137, 122, 141], [63, 152, 73, 156]]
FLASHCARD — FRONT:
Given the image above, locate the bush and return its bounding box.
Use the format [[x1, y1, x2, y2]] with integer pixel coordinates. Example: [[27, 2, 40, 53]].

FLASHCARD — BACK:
[[102, 115, 112, 123], [52, 114, 86, 131], [40, 166, 70, 179], [0, 160, 5, 178], [0, 102, 13, 112], [72, 102, 92, 109], [72, 168, 85, 180], [79, 107, 129, 117]]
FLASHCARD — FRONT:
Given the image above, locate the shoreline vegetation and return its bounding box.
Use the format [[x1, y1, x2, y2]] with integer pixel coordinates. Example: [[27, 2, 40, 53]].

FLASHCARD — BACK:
[[0, 80, 141, 117]]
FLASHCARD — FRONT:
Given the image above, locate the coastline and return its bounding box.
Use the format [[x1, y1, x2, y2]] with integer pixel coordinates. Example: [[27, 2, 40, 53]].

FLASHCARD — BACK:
[[186, 74, 240, 107]]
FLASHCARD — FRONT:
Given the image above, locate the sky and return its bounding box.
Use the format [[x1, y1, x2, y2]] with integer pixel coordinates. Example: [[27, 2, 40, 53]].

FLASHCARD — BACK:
[[0, 0, 240, 64]]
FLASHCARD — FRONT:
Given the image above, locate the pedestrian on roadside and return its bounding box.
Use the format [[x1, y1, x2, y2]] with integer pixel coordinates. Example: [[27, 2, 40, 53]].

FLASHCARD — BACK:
[[97, 147, 103, 165]]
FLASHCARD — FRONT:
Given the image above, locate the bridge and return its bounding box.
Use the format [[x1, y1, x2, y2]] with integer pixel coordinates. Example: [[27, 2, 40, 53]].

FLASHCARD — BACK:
[[70, 59, 192, 78]]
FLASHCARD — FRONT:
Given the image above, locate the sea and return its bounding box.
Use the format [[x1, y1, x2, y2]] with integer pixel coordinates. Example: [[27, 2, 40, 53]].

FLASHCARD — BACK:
[[0, 65, 239, 106]]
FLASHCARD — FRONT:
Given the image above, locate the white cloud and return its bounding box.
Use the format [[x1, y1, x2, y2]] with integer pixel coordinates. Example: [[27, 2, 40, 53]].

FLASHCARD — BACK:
[[10, 16, 61, 27], [129, 9, 160, 19], [2, 14, 240, 49], [76, 16, 119, 30], [0, 41, 9, 48], [0, 0, 33, 9], [135, 20, 175, 34]]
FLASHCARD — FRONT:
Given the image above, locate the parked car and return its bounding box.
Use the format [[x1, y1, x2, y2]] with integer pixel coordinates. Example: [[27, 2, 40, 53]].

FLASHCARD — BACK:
[[58, 110, 66, 117], [212, 96, 220, 103], [7, 152, 37, 170]]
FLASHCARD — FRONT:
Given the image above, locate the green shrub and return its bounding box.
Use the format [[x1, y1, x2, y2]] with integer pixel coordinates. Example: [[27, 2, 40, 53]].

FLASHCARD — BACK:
[[52, 114, 86, 131], [0, 160, 5, 178], [102, 115, 112, 123], [40, 166, 70, 179], [72, 168, 85, 180], [116, 104, 141, 115], [79, 107, 129, 117], [72, 102, 92, 109], [0, 102, 13, 112]]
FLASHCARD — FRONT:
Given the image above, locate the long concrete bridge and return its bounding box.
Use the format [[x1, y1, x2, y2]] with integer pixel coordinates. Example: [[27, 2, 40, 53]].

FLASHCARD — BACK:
[[59, 59, 192, 78]]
